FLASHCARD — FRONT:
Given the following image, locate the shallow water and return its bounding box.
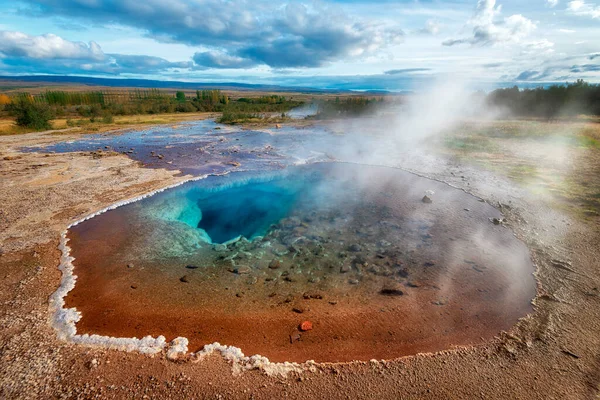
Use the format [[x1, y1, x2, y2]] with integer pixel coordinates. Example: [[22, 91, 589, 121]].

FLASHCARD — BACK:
[[65, 162, 535, 362], [24, 119, 340, 176]]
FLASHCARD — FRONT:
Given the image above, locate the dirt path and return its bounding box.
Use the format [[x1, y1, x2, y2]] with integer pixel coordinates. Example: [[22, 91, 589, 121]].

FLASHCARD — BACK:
[[0, 127, 599, 399]]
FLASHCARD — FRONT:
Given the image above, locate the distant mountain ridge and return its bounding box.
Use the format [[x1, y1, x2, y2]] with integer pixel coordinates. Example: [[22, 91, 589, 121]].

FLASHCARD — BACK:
[[0, 75, 390, 94]]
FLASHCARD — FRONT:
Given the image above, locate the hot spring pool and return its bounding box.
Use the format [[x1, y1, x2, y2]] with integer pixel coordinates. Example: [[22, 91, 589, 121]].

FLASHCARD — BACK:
[[63, 162, 535, 362]]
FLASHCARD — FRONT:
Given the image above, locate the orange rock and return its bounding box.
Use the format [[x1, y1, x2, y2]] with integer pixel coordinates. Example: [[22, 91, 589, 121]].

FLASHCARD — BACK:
[[299, 321, 313, 331]]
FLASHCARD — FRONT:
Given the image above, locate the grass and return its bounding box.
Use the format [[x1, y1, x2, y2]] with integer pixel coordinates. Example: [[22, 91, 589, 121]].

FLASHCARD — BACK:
[[0, 112, 218, 135], [440, 120, 600, 221], [217, 112, 291, 125]]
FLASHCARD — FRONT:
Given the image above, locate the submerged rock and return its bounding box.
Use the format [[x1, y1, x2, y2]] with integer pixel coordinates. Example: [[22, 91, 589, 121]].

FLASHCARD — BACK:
[[348, 243, 362, 252], [380, 288, 404, 296]]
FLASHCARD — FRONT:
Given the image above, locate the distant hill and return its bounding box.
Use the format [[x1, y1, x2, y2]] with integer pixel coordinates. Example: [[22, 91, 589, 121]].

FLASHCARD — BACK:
[[0, 75, 390, 94]]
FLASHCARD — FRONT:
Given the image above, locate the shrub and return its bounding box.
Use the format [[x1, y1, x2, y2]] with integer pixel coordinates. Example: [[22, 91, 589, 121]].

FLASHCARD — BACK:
[[9, 95, 53, 130], [102, 112, 114, 123]]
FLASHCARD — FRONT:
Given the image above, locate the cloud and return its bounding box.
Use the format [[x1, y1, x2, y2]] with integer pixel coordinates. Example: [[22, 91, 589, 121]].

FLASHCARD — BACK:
[[20, 0, 404, 69], [384, 68, 431, 75], [0, 31, 103, 60], [0, 30, 192, 75], [417, 20, 441, 35], [567, 0, 600, 18], [442, 0, 536, 47], [192, 51, 257, 69], [547, 0, 559, 8]]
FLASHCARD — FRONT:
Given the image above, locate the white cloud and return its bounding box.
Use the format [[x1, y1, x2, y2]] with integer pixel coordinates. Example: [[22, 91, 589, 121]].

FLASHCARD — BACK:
[[443, 0, 536, 46], [0, 31, 104, 60], [418, 20, 441, 35], [0, 30, 192, 75], [547, 0, 559, 8], [567, 0, 600, 18]]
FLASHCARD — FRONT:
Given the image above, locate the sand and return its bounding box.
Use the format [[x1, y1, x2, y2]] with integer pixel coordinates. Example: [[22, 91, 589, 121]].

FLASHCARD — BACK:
[[0, 124, 599, 399]]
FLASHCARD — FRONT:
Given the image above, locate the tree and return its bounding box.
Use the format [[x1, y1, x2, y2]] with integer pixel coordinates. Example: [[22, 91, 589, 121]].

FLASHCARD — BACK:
[[9, 95, 53, 130], [175, 91, 186, 102]]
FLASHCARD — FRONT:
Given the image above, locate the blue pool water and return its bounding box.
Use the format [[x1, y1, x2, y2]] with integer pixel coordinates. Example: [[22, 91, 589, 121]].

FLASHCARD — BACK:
[[184, 178, 303, 244], [141, 167, 324, 245]]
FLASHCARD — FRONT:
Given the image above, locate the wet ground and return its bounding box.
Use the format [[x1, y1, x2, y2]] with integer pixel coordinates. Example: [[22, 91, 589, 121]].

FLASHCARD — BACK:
[[65, 162, 534, 362]]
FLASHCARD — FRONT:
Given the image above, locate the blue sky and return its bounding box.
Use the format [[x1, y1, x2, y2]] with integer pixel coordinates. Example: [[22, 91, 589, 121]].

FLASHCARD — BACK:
[[0, 0, 599, 90]]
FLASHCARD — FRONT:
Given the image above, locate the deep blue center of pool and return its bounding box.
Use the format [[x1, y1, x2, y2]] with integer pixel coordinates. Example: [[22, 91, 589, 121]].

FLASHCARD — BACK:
[[194, 181, 300, 243]]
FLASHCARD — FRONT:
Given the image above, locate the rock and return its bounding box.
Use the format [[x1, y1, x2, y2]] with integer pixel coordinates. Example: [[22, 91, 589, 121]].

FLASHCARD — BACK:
[[130, 285, 138, 289], [86, 359, 99, 370], [292, 307, 305, 314], [303, 293, 323, 300], [127, 263, 134, 268], [348, 244, 362, 252], [235, 266, 251, 274], [289, 332, 301, 343], [185, 265, 199, 269], [340, 265, 351, 273], [380, 288, 404, 296], [423, 260, 436, 267], [226, 161, 241, 167], [179, 275, 189, 283], [352, 255, 367, 267], [157, 154, 164, 159], [268, 259, 281, 269], [377, 240, 391, 247], [492, 218, 503, 225], [348, 279, 360, 285], [299, 321, 313, 331], [422, 195, 433, 204], [213, 244, 227, 252], [3, 155, 20, 161], [397, 268, 409, 278]]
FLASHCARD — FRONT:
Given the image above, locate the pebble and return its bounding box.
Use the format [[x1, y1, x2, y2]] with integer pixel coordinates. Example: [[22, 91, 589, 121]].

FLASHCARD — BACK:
[[299, 321, 313, 331], [127, 263, 134, 268], [179, 275, 189, 283], [348, 244, 362, 252], [348, 279, 360, 285], [268, 259, 281, 269], [380, 288, 404, 296], [422, 195, 433, 204]]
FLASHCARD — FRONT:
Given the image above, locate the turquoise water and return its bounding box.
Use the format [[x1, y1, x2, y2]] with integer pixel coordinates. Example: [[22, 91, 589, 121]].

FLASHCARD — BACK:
[[142, 167, 324, 245], [179, 176, 306, 244]]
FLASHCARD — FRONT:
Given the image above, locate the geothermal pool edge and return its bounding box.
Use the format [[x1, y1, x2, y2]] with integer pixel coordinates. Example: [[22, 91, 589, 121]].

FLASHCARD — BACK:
[[48, 161, 536, 374]]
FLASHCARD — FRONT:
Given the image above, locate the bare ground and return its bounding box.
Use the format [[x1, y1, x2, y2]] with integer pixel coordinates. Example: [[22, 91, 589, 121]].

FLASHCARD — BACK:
[[0, 123, 599, 399]]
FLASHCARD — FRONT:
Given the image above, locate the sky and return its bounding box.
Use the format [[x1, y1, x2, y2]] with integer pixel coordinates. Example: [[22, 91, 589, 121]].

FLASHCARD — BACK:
[[0, 0, 599, 91]]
